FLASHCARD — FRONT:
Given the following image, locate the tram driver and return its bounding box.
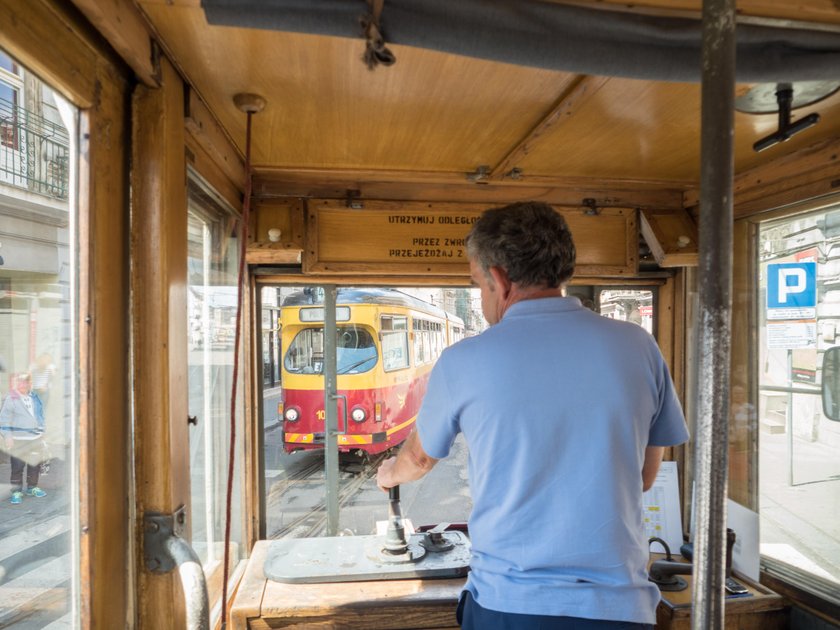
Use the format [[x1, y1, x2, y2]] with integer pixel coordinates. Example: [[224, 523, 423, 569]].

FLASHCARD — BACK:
[[377, 201, 689, 630]]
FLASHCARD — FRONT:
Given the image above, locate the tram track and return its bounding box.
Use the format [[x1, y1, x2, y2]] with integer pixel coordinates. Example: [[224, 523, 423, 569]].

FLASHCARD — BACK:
[[268, 452, 388, 539]]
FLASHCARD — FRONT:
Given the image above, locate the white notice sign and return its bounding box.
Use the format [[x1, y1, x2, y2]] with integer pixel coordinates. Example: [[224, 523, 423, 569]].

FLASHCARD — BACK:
[[643, 462, 684, 555], [767, 321, 817, 349]]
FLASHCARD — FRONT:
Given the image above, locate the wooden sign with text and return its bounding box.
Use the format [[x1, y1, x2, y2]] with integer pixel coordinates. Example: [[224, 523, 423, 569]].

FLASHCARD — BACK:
[[304, 199, 637, 276]]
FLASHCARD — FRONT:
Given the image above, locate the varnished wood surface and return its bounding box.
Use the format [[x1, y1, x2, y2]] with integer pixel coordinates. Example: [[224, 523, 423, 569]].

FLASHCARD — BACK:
[[649, 553, 788, 630], [254, 171, 687, 211], [0, 0, 97, 107], [138, 5, 572, 173], [135, 1, 840, 196], [230, 541, 463, 630], [728, 219, 758, 508], [301, 200, 636, 276], [70, 0, 160, 87], [80, 61, 133, 630], [185, 86, 247, 192], [131, 56, 190, 629], [640, 209, 698, 267]]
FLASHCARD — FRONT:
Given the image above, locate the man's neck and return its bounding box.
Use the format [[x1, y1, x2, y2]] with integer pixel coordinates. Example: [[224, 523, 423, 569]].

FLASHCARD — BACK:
[[501, 284, 565, 315]]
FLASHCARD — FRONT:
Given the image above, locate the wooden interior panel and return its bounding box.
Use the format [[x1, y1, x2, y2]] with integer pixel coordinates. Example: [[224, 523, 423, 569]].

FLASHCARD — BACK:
[[137, 1, 840, 197], [303, 200, 636, 276], [131, 56, 190, 630], [0, 0, 98, 107], [512, 78, 702, 181], [138, 4, 577, 172], [247, 199, 305, 264], [640, 208, 699, 267]]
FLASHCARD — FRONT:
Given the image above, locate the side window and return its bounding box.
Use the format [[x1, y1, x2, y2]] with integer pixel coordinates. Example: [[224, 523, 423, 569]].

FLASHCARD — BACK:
[[0, 49, 77, 625], [186, 174, 246, 580], [413, 318, 425, 364], [381, 315, 409, 371], [757, 209, 840, 596]]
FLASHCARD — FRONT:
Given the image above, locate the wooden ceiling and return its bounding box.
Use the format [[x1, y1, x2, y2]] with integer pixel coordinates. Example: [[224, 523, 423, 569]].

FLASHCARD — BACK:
[[137, 0, 840, 202]]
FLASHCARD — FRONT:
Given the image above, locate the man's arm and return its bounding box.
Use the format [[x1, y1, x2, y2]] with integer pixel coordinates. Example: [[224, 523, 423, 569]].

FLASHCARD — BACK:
[[376, 428, 439, 491], [642, 446, 665, 492]]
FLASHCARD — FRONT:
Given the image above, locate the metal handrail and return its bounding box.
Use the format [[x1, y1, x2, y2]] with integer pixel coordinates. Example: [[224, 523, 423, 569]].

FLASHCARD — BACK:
[[165, 537, 210, 630], [144, 507, 210, 630]]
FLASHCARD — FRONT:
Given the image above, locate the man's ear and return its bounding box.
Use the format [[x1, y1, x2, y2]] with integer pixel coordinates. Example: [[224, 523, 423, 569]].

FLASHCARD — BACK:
[[488, 266, 513, 299]]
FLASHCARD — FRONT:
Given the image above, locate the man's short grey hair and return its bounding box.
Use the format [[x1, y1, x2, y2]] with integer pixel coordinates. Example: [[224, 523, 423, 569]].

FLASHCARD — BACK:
[[466, 201, 576, 289]]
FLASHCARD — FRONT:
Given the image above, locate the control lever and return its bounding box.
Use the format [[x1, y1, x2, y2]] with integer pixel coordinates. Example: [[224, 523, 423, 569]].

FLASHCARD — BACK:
[[648, 559, 691, 591], [648, 536, 689, 592], [649, 528, 739, 593], [421, 522, 455, 552], [382, 486, 409, 556]]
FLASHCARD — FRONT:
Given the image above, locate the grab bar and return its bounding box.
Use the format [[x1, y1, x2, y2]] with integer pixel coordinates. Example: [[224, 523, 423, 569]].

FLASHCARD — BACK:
[[145, 506, 210, 630]]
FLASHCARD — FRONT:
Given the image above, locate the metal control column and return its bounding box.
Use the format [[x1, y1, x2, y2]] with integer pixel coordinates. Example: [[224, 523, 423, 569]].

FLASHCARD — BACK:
[[693, 1, 736, 628]]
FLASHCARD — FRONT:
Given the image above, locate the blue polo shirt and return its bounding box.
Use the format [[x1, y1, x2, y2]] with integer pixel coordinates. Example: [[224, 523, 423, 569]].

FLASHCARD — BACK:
[[417, 296, 689, 624]]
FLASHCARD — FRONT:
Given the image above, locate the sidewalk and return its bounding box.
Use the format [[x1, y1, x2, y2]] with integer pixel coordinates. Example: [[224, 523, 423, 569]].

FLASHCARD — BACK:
[[760, 430, 840, 583], [0, 444, 71, 627]]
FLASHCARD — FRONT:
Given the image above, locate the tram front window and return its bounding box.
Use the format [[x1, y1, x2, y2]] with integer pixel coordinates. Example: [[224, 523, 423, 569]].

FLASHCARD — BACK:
[[284, 326, 378, 375], [262, 286, 478, 541]]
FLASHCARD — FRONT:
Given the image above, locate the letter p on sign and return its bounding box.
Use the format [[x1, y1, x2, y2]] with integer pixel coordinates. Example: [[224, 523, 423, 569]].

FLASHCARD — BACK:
[[767, 262, 817, 309], [778, 268, 807, 303]]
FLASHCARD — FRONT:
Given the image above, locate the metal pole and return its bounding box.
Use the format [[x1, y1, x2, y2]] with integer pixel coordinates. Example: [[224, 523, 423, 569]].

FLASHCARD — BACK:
[[692, 0, 735, 628], [324, 285, 340, 536], [787, 349, 794, 486]]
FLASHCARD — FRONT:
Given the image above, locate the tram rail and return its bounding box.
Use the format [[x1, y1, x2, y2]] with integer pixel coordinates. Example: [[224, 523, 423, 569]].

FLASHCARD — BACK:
[[268, 452, 388, 539]]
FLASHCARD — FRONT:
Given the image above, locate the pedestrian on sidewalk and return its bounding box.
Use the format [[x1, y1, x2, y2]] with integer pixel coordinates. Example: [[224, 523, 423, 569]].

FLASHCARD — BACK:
[[1, 372, 48, 505]]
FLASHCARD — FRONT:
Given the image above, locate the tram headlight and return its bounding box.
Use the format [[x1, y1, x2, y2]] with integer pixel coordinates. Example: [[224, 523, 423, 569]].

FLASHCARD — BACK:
[[351, 407, 367, 423], [284, 407, 300, 422]]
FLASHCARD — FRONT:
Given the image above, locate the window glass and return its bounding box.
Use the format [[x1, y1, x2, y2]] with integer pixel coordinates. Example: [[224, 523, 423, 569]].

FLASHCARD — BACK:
[[284, 326, 377, 375], [597, 289, 654, 334], [186, 175, 245, 576], [381, 315, 409, 371], [263, 286, 479, 541], [0, 51, 16, 73], [0, 51, 77, 627], [758, 208, 840, 595]]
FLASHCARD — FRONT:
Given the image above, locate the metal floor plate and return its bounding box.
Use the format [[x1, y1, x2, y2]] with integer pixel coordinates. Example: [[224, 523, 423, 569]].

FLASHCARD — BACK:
[[264, 532, 471, 583]]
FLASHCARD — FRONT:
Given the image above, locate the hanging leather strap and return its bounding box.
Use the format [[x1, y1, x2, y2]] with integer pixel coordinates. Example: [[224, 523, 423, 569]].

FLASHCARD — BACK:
[[360, 0, 396, 69]]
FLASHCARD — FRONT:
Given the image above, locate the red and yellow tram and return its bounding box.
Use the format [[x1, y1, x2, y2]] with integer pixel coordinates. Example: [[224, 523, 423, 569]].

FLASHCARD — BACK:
[[279, 288, 464, 454]]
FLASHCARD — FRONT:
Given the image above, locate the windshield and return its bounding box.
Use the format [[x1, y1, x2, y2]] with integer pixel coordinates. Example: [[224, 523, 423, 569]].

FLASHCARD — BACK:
[[284, 325, 378, 375]]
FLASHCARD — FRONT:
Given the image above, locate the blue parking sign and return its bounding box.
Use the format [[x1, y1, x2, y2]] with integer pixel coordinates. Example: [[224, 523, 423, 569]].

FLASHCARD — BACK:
[[767, 262, 816, 309]]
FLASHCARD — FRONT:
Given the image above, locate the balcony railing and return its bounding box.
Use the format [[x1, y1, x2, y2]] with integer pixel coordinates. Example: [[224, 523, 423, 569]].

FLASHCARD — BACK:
[[0, 96, 70, 201]]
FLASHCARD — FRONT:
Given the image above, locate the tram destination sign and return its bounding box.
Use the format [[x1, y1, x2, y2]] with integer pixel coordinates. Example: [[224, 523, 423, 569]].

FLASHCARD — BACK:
[[304, 199, 637, 276]]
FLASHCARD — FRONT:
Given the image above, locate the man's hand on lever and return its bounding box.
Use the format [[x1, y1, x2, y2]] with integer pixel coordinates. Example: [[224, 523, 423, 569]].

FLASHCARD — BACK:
[[376, 428, 439, 492]]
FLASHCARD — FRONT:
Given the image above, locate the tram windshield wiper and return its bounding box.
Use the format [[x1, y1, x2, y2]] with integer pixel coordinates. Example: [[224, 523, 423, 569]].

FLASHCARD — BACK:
[[337, 355, 377, 374]]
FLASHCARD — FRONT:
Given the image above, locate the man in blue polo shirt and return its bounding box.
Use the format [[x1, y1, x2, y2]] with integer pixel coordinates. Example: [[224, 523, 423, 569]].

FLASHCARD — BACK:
[[377, 201, 689, 629]]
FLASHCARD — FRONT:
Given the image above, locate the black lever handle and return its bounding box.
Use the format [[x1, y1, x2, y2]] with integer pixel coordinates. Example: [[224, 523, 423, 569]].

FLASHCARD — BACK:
[[389, 486, 399, 501]]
